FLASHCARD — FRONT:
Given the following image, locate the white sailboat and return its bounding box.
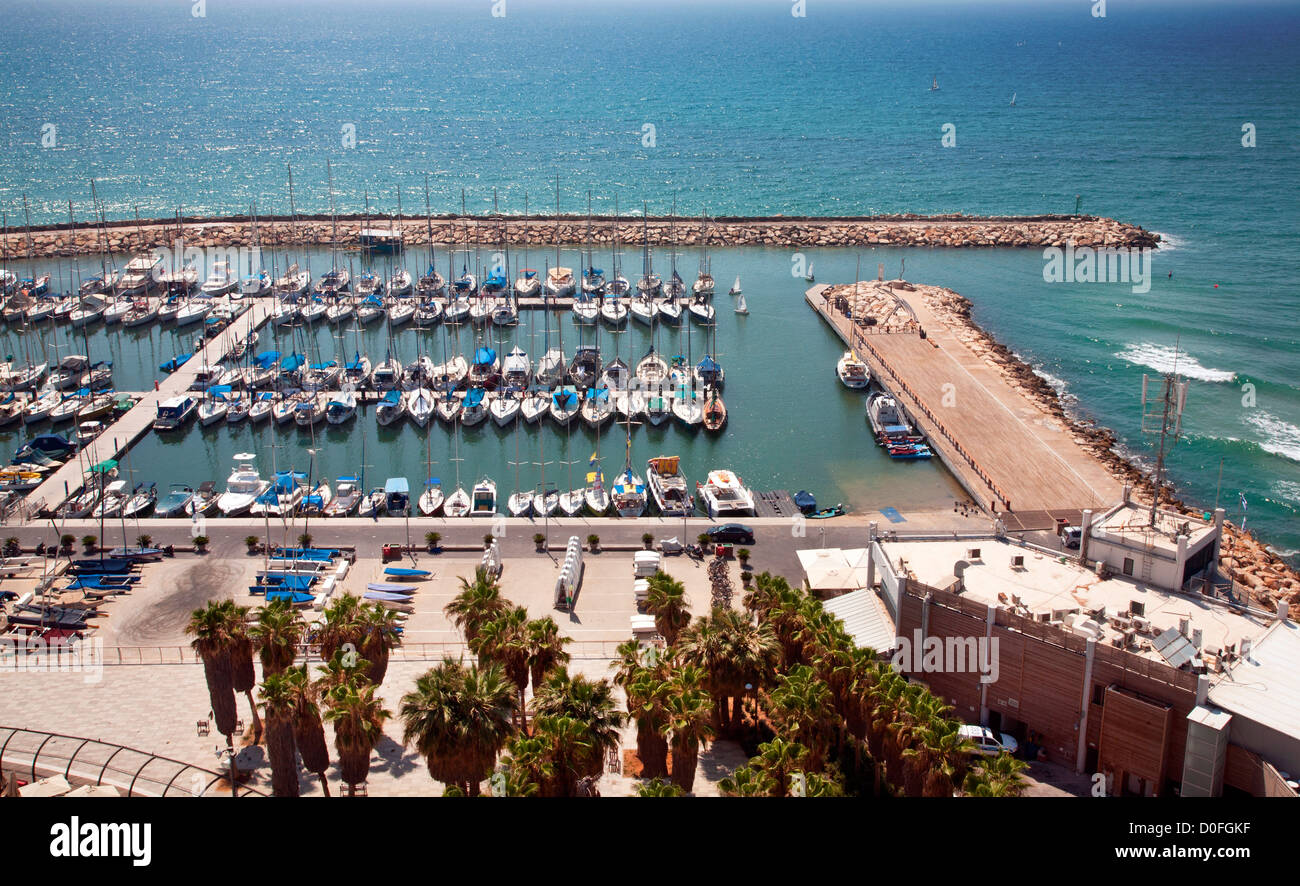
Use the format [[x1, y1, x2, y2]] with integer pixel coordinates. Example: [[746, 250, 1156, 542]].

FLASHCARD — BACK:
[[735, 292, 749, 315], [728, 275, 742, 296]]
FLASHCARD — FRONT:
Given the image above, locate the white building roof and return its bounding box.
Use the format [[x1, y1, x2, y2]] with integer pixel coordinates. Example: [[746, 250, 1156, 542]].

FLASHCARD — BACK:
[[822, 588, 897, 654], [1208, 619, 1300, 742], [797, 547, 871, 591]]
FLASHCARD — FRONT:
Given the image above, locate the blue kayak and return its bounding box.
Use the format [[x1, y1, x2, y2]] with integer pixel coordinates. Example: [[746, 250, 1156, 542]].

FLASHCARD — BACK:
[[265, 590, 315, 604], [383, 567, 430, 579]]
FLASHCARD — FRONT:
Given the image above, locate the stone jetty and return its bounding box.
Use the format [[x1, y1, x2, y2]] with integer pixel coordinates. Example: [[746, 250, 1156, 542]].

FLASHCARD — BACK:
[[2, 213, 1159, 259]]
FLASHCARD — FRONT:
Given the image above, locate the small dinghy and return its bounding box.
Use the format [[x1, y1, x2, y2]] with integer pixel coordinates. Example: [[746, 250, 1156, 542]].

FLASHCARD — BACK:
[[366, 582, 416, 595], [383, 567, 431, 580]]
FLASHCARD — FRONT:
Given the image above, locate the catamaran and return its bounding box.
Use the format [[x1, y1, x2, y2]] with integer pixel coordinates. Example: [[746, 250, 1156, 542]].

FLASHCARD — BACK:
[[696, 469, 756, 518]]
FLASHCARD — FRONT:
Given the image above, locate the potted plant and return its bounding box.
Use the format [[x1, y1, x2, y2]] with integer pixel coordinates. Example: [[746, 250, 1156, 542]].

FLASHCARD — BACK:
[[737, 547, 751, 567], [483, 533, 495, 549], [298, 532, 312, 548], [697, 532, 713, 550], [81, 534, 97, 553], [534, 532, 546, 553], [587, 533, 600, 553], [642, 532, 654, 550], [193, 535, 210, 553], [425, 531, 442, 553], [3, 537, 19, 557], [245, 535, 260, 554], [136, 534, 153, 550], [60, 534, 76, 553]]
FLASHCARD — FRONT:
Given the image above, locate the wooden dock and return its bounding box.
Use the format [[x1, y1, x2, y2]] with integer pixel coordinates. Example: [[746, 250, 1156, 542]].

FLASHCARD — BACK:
[[21, 299, 277, 517], [806, 284, 1122, 514], [754, 489, 798, 519]]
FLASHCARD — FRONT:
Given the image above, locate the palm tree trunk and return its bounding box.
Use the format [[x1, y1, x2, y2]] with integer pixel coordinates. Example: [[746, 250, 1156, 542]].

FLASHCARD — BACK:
[[317, 772, 331, 797], [670, 738, 698, 793], [243, 689, 264, 743], [265, 715, 299, 797]]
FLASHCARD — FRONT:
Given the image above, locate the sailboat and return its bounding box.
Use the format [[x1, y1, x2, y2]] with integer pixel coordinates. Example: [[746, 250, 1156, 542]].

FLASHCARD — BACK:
[[735, 292, 749, 315], [1010, 92, 1016, 107], [804, 262, 815, 283], [930, 74, 939, 91], [610, 420, 647, 518], [728, 275, 742, 296]]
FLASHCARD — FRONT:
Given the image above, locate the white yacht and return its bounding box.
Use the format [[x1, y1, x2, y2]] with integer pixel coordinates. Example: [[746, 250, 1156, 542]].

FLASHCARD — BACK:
[[696, 469, 756, 518], [217, 455, 269, 517]]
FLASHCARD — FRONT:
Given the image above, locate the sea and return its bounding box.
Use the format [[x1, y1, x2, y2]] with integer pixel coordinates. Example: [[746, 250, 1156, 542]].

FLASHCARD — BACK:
[[0, 0, 1295, 560]]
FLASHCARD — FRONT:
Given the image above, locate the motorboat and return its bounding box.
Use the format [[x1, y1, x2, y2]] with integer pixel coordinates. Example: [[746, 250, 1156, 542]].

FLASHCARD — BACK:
[[325, 476, 363, 517], [646, 456, 693, 517], [702, 392, 727, 432], [837, 351, 870, 389], [186, 480, 220, 516], [696, 469, 756, 518], [153, 395, 198, 431], [384, 477, 410, 517], [155, 484, 195, 518], [470, 476, 497, 516], [866, 390, 915, 440], [200, 261, 238, 296]]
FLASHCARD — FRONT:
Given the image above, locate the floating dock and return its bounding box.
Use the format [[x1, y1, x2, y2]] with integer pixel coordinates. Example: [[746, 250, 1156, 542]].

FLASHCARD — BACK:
[[22, 299, 276, 515], [806, 283, 1122, 515]]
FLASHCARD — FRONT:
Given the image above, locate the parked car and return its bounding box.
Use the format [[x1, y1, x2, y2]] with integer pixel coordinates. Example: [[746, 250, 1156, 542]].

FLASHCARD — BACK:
[[706, 523, 755, 545], [958, 724, 1019, 757]]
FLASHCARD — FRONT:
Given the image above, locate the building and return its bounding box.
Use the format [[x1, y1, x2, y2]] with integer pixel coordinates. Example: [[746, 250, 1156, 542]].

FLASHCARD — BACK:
[[847, 528, 1294, 797]]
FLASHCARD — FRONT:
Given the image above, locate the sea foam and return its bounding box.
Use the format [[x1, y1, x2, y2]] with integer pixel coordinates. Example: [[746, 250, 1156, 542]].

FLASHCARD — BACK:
[[1117, 342, 1237, 384]]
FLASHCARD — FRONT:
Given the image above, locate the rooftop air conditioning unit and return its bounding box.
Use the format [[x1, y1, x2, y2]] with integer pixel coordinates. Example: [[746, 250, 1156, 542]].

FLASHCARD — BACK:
[[966, 548, 982, 561], [1010, 554, 1025, 569], [1123, 629, 1137, 648], [1132, 616, 1152, 634], [1130, 600, 1146, 617], [1111, 615, 1134, 631]]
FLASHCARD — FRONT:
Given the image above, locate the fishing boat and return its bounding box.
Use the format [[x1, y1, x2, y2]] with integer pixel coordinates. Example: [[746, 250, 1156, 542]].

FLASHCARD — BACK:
[[153, 395, 198, 431], [417, 478, 444, 516], [646, 455, 693, 517], [325, 476, 363, 517], [375, 389, 406, 426], [155, 484, 195, 518], [470, 476, 497, 516], [702, 391, 727, 432], [696, 469, 756, 518]]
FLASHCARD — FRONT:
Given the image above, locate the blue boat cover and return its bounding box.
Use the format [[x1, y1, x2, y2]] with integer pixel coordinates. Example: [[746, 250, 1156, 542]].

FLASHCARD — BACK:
[[697, 356, 721, 372], [552, 389, 578, 408], [280, 353, 305, 372], [380, 389, 401, 404], [346, 351, 366, 370], [337, 475, 359, 484], [254, 351, 280, 368], [473, 347, 496, 366], [271, 547, 337, 560], [464, 388, 485, 408], [309, 361, 337, 371], [384, 477, 409, 494]]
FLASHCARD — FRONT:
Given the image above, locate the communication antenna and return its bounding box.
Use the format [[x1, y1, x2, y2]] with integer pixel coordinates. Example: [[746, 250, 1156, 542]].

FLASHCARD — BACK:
[[1139, 343, 1190, 529]]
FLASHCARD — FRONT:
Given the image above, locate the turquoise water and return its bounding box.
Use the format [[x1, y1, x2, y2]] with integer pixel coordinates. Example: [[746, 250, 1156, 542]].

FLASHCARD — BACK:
[[0, 1, 1296, 554]]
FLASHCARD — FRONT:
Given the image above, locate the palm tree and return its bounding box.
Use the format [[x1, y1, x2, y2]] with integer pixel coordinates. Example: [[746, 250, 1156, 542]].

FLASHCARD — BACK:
[[258, 672, 301, 797], [316, 593, 364, 662], [186, 601, 239, 769], [750, 737, 809, 797], [444, 567, 508, 645], [661, 664, 714, 794], [500, 734, 555, 797], [357, 602, 402, 685], [531, 671, 625, 780], [529, 715, 595, 797], [962, 752, 1029, 797], [719, 764, 775, 797], [250, 597, 304, 676], [636, 777, 684, 797], [221, 600, 263, 742], [284, 665, 331, 796], [644, 571, 691, 646], [472, 606, 530, 727], [400, 659, 517, 797], [317, 646, 373, 694], [525, 617, 571, 692], [766, 664, 835, 770], [625, 668, 672, 779], [677, 608, 781, 734], [322, 679, 391, 796]]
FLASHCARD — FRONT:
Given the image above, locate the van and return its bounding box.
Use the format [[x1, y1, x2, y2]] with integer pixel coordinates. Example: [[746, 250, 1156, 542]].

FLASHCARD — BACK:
[[1060, 525, 1082, 549], [958, 724, 1020, 757]]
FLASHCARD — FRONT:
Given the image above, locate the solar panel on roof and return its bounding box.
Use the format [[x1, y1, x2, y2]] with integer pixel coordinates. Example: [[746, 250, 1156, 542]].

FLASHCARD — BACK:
[[1153, 627, 1198, 669]]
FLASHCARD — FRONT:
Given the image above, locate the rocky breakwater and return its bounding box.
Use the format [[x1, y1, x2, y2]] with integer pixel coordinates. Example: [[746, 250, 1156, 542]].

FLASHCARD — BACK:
[[925, 286, 1300, 610], [3, 213, 1160, 258]]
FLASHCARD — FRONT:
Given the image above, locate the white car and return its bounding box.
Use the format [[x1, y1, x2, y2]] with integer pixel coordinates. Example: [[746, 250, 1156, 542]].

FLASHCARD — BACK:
[[959, 725, 1019, 757]]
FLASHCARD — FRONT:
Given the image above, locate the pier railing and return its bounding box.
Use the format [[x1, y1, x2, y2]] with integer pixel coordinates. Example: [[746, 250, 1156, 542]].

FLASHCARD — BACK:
[[846, 314, 1012, 511], [80, 640, 629, 666], [0, 725, 267, 797]]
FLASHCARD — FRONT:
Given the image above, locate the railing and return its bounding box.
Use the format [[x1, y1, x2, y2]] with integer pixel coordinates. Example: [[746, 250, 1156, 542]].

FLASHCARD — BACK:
[[84, 639, 631, 667], [0, 725, 267, 797]]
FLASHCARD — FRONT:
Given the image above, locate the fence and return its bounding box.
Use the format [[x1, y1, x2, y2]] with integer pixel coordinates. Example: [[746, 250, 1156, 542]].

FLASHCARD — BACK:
[[0, 725, 266, 797], [84, 639, 631, 667]]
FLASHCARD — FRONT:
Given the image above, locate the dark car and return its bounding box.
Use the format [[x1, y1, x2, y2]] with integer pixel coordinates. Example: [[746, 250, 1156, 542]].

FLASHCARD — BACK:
[[706, 524, 755, 545]]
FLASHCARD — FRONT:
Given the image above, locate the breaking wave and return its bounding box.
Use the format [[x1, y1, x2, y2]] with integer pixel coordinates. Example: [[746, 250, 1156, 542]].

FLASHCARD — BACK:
[[1116, 342, 1237, 384]]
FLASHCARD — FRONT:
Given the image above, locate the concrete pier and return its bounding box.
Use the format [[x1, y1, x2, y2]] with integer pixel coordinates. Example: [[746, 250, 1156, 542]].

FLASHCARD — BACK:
[[805, 283, 1122, 521]]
